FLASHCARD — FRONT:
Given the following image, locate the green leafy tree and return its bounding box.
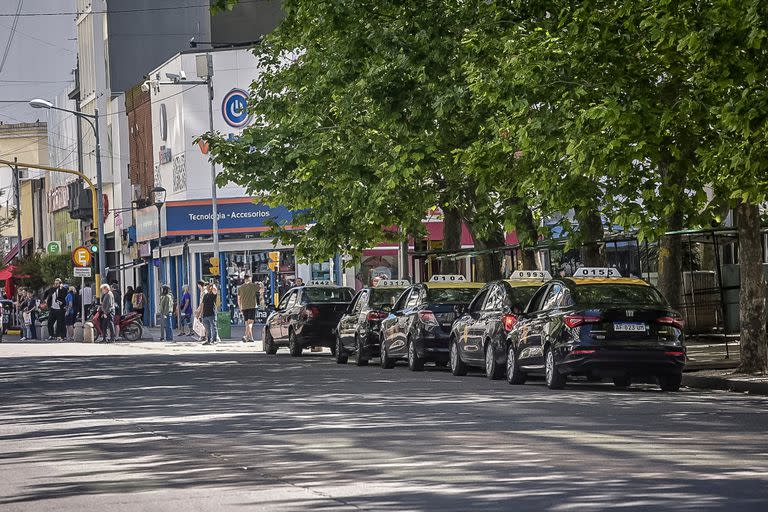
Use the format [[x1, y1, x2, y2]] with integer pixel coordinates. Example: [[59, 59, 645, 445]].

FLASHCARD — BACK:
[[39, 254, 75, 285]]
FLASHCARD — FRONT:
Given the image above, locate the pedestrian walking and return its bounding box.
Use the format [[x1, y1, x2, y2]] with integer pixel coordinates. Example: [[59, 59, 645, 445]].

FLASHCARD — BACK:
[[193, 280, 208, 341], [237, 275, 258, 343], [158, 285, 174, 342], [124, 285, 134, 314], [111, 281, 122, 317], [65, 285, 79, 341], [200, 283, 219, 346], [132, 286, 145, 323], [21, 289, 38, 340], [45, 278, 66, 341], [97, 284, 116, 343], [177, 285, 192, 336]]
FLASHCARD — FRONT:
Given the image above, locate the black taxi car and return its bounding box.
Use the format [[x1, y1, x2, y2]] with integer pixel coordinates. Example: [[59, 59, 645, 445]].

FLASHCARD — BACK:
[[379, 275, 484, 371], [505, 267, 686, 391], [263, 281, 354, 357], [335, 279, 410, 366], [449, 271, 551, 380]]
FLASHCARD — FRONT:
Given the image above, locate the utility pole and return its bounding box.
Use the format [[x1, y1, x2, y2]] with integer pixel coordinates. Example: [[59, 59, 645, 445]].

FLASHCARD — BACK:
[[13, 158, 22, 258]]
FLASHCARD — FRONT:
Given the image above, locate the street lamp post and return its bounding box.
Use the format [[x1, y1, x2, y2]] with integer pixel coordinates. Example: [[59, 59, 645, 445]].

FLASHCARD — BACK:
[[30, 98, 107, 294], [143, 54, 220, 264], [152, 186, 167, 285]]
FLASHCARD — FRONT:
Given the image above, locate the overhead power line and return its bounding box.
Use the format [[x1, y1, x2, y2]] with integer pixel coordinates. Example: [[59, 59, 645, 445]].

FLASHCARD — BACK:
[[0, 0, 24, 75]]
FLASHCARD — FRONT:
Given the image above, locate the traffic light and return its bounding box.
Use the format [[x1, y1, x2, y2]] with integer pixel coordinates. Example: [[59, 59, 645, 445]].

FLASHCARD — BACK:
[[268, 251, 280, 271], [209, 256, 220, 276], [87, 230, 99, 269]]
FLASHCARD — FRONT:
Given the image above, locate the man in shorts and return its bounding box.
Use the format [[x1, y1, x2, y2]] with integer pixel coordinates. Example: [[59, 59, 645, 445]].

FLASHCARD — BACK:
[[237, 274, 259, 343]]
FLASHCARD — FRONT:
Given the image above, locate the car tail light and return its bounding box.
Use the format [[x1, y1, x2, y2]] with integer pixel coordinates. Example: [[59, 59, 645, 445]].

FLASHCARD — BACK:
[[418, 310, 439, 326], [366, 310, 388, 321], [664, 351, 685, 357], [563, 314, 602, 328], [569, 349, 597, 355], [656, 316, 685, 330], [502, 313, 518, 332]]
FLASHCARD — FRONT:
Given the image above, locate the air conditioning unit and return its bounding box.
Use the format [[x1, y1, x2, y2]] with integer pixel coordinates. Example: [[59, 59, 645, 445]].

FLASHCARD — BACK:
[[18, 167, 31, 180]]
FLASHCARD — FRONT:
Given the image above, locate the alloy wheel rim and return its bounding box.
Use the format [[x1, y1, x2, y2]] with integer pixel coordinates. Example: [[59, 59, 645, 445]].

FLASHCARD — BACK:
[[408, 341, 414, 363], [486, 346, 493, 375], [545, 350, 553, 384], [450, 343, 457, 370], [507, 347, 514, 379]]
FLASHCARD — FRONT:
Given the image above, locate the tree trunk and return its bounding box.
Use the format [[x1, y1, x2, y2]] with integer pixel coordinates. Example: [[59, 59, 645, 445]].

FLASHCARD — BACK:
[[466, 223, 505, 282], [519, 205, 538, 270], [657, 209, 683, 310], [441, 207, 462, 274], [736, 201, 767, 374], [577, 206, 605, 267]]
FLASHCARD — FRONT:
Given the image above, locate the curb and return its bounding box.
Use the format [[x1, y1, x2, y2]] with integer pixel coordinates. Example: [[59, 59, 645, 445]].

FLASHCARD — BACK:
[[682, 374, 768, 395]]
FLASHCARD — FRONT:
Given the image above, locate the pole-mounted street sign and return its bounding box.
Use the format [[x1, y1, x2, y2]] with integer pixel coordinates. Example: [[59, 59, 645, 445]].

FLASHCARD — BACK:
[[47, 241, 61, 254], [72, 246, 92, 268]]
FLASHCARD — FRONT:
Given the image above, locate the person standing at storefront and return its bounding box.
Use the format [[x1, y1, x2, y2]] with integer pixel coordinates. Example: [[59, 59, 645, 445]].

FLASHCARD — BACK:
[[97, 284, 116, 343], [237, 275, 258, 343], [200, 283, 219, 346], [158, 285, 174, 342], [177, 285, 192, 336], [21, 289, 38, 340], [132, 286, 146, 323], [124, 286, 134, 314], [45, 278, 66, 341]]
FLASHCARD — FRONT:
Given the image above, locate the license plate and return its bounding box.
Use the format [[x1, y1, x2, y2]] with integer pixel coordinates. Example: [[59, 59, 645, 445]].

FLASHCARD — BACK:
[[614, 322, 646, 332]]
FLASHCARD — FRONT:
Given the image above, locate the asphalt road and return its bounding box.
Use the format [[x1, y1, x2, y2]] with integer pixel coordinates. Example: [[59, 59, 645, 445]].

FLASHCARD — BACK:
[[1, 341, 767, 511]]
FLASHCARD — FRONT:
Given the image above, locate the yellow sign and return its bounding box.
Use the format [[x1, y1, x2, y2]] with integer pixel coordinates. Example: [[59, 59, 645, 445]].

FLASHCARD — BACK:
[[268, 251, 280, 271], [72, 246, 92, 268], [268, 251, 279, 262], [209, 266, 220, 276], [209, 256, 220, 266]]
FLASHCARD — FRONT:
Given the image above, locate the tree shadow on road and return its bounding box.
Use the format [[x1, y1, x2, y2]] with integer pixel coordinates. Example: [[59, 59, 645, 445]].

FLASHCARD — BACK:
[[1, 351, 767, 511]]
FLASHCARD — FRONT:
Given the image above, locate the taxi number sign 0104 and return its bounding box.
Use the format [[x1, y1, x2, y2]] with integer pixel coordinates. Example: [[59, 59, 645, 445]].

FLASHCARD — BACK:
[[72, 246, 92, 268]]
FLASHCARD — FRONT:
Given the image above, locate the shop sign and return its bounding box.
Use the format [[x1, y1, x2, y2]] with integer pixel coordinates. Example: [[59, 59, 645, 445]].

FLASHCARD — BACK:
[[222, 88, 251, 128], [164, 199, 296, 237]]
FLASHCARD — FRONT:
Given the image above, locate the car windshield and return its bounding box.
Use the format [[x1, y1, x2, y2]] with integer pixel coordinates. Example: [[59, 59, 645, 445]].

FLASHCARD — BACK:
[[427, 287, 480, 304], [573, 284, 666, 306], [303, 287, 353, 303], [371, 288, 406, 308]]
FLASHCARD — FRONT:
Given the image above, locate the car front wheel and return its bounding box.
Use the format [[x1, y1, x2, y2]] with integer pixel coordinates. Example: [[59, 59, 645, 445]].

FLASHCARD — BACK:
[[335, 334, 348, 364], [450, 340, 467, 376], [506, 345, 526, 385], [545, 346, 566, 389]]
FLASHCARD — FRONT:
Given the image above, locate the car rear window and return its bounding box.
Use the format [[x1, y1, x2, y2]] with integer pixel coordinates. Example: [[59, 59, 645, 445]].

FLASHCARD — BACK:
[[427, 287, 480, 304], [371, 288, 406, 308], [573, 284, 666, 306], [303, 287, 353, 303], [508, 286, 540, 307]]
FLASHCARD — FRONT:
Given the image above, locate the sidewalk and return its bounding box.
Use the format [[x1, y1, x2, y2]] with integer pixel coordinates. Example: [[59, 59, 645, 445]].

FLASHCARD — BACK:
[[140, 323, 265, 342]]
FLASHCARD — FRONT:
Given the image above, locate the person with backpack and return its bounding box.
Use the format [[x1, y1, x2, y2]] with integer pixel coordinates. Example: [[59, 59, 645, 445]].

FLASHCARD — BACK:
[[132, 286, 145, 323]]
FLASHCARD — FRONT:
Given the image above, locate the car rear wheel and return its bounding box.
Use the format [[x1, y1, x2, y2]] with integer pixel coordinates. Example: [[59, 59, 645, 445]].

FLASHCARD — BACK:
[[407, 339, 424, 371], [613, 376, 631, 388], [658, 373, 682, 392], [288, 331, 302, 357], [485, 342, 503, 380], [380, 346, 395, 369], [506, 345, 526, 385], [449, 340, 467, 376], [264, 328, 278, 355], [545, 346, 566, 389], [335, 334, 348, 364], [355, 336, 369, 366]]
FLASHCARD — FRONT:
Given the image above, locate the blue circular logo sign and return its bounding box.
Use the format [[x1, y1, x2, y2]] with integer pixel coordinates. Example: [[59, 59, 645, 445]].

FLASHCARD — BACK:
[[222, 88, 251, 128]]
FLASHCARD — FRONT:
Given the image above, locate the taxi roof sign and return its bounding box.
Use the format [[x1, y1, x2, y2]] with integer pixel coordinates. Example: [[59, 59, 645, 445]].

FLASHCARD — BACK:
[[429, 274, 466, 282], [307, 280, 334, 286], [510, 270, 551, 280], [374, 278, 410, 287], [573, 267, 622, 278]]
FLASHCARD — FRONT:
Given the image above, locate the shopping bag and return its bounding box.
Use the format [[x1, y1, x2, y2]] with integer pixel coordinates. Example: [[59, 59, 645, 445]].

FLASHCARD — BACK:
[[193, 316, 206, 338], [23, 311, 32, 324]]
